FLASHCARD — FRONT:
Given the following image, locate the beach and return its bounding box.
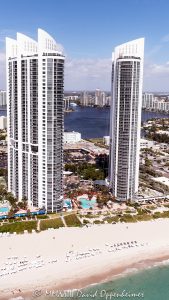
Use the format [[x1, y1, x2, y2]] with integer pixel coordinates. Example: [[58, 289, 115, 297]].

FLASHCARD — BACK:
[[1, 219, 169, 300]]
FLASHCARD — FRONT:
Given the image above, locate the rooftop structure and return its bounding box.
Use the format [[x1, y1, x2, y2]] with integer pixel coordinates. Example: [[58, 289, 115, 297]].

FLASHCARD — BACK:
[[153, 177, 169, 188], [63, 131, 81, 144]]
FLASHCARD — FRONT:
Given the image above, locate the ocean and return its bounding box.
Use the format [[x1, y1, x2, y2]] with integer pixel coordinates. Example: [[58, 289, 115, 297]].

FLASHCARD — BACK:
[[78, 263, 169, 300], [38, 263, 169, 300]]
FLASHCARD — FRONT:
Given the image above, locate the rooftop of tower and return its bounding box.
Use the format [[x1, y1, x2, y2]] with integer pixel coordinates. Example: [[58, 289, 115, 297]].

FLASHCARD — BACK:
[[6, 28, 64, 58], [112, 38, 144, 61]]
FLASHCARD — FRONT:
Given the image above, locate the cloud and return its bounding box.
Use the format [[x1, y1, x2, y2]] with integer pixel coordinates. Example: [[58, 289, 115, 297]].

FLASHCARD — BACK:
[[161, 34, 169, 43], [65, 57, 112, 90], [0, 52, 5, 62], [0, 50, 6, 89], [144, 61, 169, 76], [65, 56, 169, 92], [1, 47, 169, 92], [0, 52, 112, 91], [143, 61, 169, 92], [146, 45, 162, 58]]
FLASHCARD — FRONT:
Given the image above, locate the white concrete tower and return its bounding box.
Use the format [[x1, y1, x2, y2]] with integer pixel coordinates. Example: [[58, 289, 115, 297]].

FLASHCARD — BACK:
[[6, 29, 65, 212], [109, 38, 144, 201]]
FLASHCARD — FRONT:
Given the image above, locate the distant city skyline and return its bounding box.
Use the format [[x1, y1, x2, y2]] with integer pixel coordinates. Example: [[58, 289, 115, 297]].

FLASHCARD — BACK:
[[1, 0, 169, 91]]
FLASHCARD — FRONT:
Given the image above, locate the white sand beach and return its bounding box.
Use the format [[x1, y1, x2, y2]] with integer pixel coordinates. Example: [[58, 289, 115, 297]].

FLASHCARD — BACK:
[[1, 219, 169, 299]]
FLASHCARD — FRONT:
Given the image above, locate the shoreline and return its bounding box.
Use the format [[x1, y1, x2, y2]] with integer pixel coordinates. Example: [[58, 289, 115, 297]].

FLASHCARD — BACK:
[[2, 253, 169, 300], [46, 253, 169, 290], [1, 220, 169, 299]]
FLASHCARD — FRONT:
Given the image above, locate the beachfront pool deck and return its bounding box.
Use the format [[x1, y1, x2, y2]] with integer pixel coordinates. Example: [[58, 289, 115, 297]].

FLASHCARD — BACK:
[[79, 196, 96, 209], [64, 199, 72, 210], [0, 207, 9, 213]]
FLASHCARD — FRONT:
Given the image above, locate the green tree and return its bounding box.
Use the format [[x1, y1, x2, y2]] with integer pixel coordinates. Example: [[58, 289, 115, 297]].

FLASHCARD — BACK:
[[0, 185, 7, 197], [6, 193, 17, 206], [8, 209, 15, 219], [22, 196, 28, 209], [151, 123, 157, 133], [145, 157, 152, 167], [27, 209, 31, 218]]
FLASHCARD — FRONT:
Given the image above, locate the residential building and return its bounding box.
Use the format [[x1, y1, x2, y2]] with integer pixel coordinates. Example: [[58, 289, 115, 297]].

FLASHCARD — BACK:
[[0, 116, 7, 130], [64, 97, 70, 110], [95, 89, 101, 106], [80, 91, 89, 106], [142, 93, 154, 109], [109, 38, 144, 201], [142, 93, 169, 112], [105, 96, 111, 106], [0, 90, 6, 106], [95, 89, 106, 106], [6, 29, 64, 212]]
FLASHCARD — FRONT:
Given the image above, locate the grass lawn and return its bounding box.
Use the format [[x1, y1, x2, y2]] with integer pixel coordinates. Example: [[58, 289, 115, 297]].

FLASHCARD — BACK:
[[40, 218, 64, 231], [64, 214, 82, 227], [0, 221, 37, 233]]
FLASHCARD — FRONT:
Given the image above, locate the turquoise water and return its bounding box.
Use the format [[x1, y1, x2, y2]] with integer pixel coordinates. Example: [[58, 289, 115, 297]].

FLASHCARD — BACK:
[[80, 265, 169, 300], [64, 199, 72, 209], [37, 264, 169, 300], [0, 207, 8, 213], [80, 198, 96, 209]]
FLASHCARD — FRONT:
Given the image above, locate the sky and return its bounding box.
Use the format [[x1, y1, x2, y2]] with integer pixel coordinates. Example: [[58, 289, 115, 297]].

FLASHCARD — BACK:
[[1, 0, 169, 91]]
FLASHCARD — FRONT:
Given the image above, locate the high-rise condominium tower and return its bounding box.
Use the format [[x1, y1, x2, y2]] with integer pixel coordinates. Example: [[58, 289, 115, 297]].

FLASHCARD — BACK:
[[6, 29, 64, 212], [0, 90, 7, 106], [109, 38, 144, 201]]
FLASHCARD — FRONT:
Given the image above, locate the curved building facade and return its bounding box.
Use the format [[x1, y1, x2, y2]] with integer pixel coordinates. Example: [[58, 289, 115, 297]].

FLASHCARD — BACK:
[[6, 29, 64, 212], [109, 38, 144, 201]]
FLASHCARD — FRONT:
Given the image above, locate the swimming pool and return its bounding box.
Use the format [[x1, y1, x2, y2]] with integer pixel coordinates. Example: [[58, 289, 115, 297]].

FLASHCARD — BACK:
[[64, 199, 72, 209], [0, 207, 9, 213], [80, 198, 96, 209]]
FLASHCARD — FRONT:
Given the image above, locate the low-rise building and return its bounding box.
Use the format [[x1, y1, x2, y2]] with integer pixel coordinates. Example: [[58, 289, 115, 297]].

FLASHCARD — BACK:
[[103, 136, 110, 146], [140, 138, 154, 149], [157, 130, 169, 136], [0, 116, 7, 130], [64, 131, 81, 144], [153, 177, 169, 188]]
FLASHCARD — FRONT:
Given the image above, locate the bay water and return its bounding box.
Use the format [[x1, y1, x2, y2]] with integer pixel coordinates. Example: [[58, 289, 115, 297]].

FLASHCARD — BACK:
[[1, 106, 168, 139], [64, 106, 168, 139]]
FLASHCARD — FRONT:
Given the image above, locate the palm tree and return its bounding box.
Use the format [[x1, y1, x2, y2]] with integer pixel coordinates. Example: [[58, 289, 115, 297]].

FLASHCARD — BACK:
[[0, 185, 7, 197], [8, 209, 15, 219], [27, 208, 31, 218], [22, 196, 28, 210], [6, 192, 17, 207]]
